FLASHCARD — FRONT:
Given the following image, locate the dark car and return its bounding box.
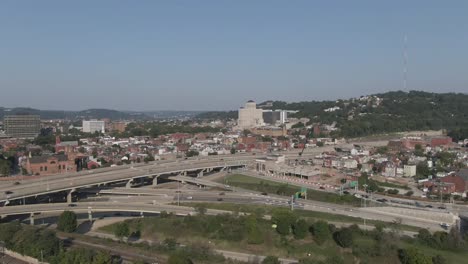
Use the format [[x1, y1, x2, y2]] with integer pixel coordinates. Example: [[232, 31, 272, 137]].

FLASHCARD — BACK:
[[319, 186, 325, 190], [217, 198, 224, 201], [438, 206, 447, 210], [219, 192, 225, 196], [343, 191, 350, 195], [425, 205, 433, 208], [4, 191, 13, 195], [13, 181, 20, 185], [68, 203, 77, 207], [261, 192, 268, 196]]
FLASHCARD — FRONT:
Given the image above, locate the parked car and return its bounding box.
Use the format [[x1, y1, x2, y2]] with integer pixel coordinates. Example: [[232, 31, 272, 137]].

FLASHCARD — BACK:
[[68, 203, 77, 207]]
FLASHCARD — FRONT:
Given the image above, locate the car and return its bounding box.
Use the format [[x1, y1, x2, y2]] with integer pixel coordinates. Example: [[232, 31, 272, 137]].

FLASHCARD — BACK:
[[261, 192, 268, 196], [362, 194, 369, 198], [438, 206, 447, 210], [217, 198, 223, 201], [440, 223, 450, 229], [219, 192, 225, 196], [186, 196, 193, 200], [13, 181, 20, 185], [319, 186, 325, 190], [425, 205, 433, 208], [343, 191, 350, 195], [4, 191, 13, 195], [376, 199, 387, 203], [68, 203, 77, 207]]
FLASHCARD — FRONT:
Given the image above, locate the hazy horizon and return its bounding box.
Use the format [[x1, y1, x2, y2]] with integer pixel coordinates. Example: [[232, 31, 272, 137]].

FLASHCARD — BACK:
[[1, 1, 467, 111]]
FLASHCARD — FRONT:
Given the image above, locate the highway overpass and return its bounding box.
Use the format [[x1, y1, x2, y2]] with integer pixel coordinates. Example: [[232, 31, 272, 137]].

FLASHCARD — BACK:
[[0, 159, 250, 203]]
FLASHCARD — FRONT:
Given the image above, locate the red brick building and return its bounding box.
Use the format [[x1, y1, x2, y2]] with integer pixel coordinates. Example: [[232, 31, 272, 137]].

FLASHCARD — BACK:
[[25, 154, 77, 176], [430, 136, 452, 148]]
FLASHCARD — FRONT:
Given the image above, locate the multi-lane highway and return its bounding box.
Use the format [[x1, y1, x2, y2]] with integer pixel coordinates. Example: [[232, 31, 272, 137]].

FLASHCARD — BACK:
[[0, 158, 253, 202]]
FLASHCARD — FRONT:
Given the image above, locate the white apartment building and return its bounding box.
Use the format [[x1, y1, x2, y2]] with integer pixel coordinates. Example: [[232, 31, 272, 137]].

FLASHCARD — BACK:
[[238, 100, 264, 130], [82, 120, 105, 133], [403, 164, 417, 177]]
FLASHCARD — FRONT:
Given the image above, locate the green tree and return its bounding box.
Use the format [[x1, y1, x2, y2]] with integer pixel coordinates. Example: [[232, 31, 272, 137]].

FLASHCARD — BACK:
[[0, 158, 11, 176], [57, 211, 77, 233], [398, 248, 432, 264], [186, 150, 199, 157], [432, 255, 447, 264], [114, 222, 130, 239], [272, 209, 297, 236], [333, 228, 353, 248], [246, 216, 264, 244], [262, 256, 281, 264], [168, 254, 193, 264], [230, 148, 236, 154], [414, 144, 424, 157], [292, 219, 308, 239], [92, 251, 113, 264], [311, 220, 330, 245], [195, 205, 207, 215]]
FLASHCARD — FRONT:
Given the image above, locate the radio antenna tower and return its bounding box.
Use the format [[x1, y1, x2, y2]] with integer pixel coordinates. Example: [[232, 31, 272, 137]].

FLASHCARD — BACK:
[[403, 35, 408, 91]]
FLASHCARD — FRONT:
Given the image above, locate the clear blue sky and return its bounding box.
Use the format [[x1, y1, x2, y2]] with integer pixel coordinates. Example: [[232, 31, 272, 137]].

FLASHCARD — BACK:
[[0, 1, 467, 111]]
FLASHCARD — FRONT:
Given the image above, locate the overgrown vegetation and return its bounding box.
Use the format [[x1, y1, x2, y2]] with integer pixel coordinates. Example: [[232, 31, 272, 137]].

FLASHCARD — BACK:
[[99, 209, 468, 264], [0, 222, 117, 264], [222, 174, 361, 206]]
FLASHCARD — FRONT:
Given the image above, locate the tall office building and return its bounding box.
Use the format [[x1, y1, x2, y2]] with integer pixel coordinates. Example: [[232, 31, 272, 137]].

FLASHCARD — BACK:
[[82, 120, 105, 133], [238, 100, 264, 129], [4, 115, 41, 138]]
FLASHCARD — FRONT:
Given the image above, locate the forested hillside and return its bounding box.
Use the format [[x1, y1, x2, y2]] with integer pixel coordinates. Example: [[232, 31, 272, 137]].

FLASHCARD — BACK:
[[198, 91, 468, 138]]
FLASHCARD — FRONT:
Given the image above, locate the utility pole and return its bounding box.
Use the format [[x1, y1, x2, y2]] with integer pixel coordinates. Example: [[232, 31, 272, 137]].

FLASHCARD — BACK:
[[177, 181, 180, 206], [362, 184, 368, 228], [290, 195, 294, 211]]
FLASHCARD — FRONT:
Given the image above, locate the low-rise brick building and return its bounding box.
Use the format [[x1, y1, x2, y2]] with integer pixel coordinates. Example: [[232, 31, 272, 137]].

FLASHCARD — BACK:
[[25, 154, 76, 176]]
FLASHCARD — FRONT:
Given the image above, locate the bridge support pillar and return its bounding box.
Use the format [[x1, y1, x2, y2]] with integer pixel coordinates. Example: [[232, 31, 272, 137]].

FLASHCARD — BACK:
[[67, 189, 75, 204], [29, 213, 34, 225], [152, 175, 160, 186], [88, 208, 93, 222], [126, 179, 134, 189], [197, 170, 204, 178]]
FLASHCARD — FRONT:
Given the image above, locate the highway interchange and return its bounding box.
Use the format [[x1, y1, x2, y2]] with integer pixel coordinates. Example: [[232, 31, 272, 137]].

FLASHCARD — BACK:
[[0, 149, 466, 233]]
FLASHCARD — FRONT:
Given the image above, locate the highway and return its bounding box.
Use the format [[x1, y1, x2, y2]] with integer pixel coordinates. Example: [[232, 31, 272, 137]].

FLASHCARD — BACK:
[[0, 185, 450, 232], [0, 159, 251, 203]]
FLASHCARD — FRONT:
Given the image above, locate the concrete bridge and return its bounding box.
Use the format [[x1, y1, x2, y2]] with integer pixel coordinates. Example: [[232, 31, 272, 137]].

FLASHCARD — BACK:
[[0, 159, 249, 204]]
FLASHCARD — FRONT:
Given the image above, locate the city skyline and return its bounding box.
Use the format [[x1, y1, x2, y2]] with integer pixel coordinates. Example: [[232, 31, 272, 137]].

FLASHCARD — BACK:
[[1, 1, 468, 111]]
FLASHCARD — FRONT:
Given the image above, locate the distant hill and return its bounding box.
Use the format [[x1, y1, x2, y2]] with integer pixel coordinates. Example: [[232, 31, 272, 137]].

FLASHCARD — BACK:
[[196, 111, 238, 120], [197, 90, 468, 137], [0, 108, 201, 121]]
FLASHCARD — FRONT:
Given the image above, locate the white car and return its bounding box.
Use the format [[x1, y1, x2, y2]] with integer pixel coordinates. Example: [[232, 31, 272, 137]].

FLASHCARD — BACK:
[[186, 196, 193, 200], [440, 223, 450, 228]]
